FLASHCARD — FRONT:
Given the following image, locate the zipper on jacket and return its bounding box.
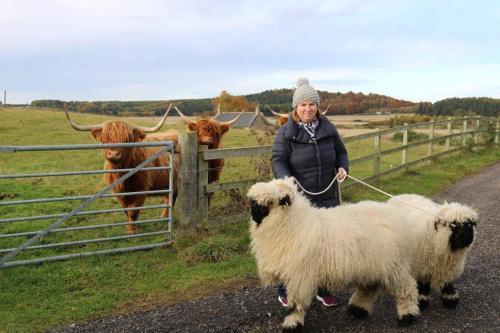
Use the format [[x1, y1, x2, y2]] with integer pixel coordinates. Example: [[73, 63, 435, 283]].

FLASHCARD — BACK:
[[309, 138, 322, 189]]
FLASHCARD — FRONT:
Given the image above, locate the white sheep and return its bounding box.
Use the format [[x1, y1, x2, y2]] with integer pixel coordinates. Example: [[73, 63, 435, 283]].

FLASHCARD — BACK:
[[386, 194, 478, 310], [247, 178, 420, 332]]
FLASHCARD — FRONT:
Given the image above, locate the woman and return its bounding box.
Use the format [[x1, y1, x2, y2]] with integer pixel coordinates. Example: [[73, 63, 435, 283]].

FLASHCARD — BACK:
[[271, 78, 349, 307]]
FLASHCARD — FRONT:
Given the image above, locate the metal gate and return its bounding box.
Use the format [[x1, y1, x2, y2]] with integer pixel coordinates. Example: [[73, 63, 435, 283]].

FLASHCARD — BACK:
[[0, 141, 175, 268]]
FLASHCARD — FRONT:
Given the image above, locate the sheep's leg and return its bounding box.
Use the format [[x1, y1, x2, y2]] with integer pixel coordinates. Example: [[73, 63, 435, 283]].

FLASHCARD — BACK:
[[282, 281, 315, 332], [387, 274, 419, 326], [417, 281, 431, 310], [440, 282, 459, 309], [348, 285, 379, 319]]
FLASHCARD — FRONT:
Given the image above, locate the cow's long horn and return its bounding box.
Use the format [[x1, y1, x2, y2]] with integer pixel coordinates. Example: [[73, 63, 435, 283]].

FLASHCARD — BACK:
[[220, 110, 245, 126], [64, 104, 103, 131], [321, 104, 331, 115], [174, 106, 195, 124], [134, 103, 172, 133], [266, 104, 286, 117]]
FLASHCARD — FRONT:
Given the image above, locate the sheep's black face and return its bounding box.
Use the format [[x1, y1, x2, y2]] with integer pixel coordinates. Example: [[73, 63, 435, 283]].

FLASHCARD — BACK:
[[251, 199, 269, 226], [449, 220, 476, 251]]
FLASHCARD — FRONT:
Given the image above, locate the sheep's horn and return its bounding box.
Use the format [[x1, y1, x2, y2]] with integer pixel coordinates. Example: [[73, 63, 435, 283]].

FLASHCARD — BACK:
[[64, 103, 103, 131], [266, 104, 286, 117], [174, 106, 195, 124], [134, 103, 172, 133], [321, 104, 331, 115], [220, 110, 245, 126]]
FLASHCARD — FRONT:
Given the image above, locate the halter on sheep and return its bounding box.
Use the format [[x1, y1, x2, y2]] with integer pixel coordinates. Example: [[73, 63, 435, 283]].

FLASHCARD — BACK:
[[247, 178, 420, 331], [386, 194, 478, 310]]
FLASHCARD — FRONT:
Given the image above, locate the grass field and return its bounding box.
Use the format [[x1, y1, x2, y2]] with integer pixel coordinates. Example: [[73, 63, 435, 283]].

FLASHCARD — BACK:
[[0, 106, 498, 333]]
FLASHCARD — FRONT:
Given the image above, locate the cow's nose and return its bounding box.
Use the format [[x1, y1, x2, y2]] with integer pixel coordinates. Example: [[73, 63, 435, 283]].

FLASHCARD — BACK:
[[106, 150, 121, 161], [200, 137, 212, 144]]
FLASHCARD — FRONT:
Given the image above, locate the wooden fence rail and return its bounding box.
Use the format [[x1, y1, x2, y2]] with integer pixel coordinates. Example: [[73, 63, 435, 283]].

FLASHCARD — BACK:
[[178, 116, 499, 227]]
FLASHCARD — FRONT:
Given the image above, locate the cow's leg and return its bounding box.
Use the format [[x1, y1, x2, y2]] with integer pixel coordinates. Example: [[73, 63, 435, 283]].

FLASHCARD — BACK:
[[348, 284, 379, 319], [417, 281, 431, 310], [161, 196, 169, 218], [125, 195, 146, 235], [440, 282, 459, 309]]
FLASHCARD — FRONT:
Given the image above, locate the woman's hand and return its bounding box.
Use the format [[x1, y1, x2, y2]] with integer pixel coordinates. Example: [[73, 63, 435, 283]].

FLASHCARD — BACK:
[[337, 167, 347, 181]]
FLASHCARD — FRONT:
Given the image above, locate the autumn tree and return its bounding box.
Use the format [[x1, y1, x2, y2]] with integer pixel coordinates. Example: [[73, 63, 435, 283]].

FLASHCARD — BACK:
[[212, 90, 254, 112]]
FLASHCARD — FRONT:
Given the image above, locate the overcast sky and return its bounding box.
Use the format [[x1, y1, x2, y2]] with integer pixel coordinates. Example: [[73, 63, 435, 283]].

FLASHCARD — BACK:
[[1, 0, 499, 104]]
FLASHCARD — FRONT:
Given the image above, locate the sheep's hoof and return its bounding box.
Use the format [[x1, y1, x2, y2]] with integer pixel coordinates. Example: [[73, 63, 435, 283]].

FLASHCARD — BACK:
[[347, 304, 369, 319], [442, 297, 459, 309], [418, 299, 429, 311], [398, 314, 417, 326], [282, 323, 303, 333]]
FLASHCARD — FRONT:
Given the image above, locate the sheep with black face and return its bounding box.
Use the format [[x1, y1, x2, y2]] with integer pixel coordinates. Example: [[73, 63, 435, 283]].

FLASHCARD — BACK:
[[386, 194, 478, 310], [247, 178, 420, 332]]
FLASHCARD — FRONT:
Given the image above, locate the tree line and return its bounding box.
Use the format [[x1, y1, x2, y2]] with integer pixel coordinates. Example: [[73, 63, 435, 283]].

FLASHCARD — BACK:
[[30, 92, 498, 117], [416, 97, 499, 117]]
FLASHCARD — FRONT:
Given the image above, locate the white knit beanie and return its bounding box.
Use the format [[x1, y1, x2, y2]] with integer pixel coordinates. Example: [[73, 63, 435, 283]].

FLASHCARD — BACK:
[[292, 78, 320, 108]]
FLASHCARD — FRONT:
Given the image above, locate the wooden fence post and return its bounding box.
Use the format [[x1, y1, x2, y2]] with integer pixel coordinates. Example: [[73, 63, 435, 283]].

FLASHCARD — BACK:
[[462, 116, 468, 146], [475, 117, 481, 144], [446, 117, 452, 150], [178, 131, 198, 228], [373, 135, 381, 181], [495, 118, 499, 145], [402, 123, 408, 166], [197, 145, 209, 224], [428, 120, 435, 156]]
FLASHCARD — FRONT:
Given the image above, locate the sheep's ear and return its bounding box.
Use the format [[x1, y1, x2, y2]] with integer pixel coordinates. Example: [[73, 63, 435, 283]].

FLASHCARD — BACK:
[[278, 195, 291, 206]]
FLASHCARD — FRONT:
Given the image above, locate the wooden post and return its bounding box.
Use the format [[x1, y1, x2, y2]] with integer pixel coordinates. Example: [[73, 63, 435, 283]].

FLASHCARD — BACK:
[[475, 118, 480, 144], [177, 131, 198, 228], [402, 123, 408, 166], [446, 117, 452, 150], [373, 135, 381, 181], [462, 116, 468, 146], [495, 118, 499, 145], [197, 145, 209, 224], [428, 120, 435, 156]]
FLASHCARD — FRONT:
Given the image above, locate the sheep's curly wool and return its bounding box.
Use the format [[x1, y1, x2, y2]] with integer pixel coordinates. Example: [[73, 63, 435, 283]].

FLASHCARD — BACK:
[[247, 178, 420, 330], [386, 194, 478, 309]]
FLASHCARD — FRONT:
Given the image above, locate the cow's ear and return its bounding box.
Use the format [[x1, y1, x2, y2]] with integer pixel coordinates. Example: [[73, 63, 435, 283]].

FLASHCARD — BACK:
[[187, 122, 197, 131], [278, 194, 291, 206], [133, 128, 146, 141], [91, 128, 103, 141], [219, 124, 230, 136]]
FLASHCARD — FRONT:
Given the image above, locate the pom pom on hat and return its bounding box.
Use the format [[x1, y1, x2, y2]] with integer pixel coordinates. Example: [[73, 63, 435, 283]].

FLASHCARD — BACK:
[[292, 77, 320, 108], [296, 78, 310, 87]]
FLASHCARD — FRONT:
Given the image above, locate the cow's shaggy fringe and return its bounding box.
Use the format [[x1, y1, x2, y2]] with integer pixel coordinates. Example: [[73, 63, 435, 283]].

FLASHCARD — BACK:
[[386, 194, 478, 310], [247, 178, 420, 331]]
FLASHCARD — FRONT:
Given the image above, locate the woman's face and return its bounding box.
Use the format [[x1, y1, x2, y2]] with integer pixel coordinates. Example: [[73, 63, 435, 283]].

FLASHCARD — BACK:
[[296, 101, 318, 123]]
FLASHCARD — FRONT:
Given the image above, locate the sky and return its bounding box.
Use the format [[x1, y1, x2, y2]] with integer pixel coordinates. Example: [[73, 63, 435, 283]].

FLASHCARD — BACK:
[[1, 0, 499, 104]]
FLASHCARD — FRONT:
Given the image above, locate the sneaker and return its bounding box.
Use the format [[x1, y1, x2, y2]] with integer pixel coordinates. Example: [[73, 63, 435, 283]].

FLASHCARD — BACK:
[[278, 295, 289, 307], [316, 294, 337, 307]]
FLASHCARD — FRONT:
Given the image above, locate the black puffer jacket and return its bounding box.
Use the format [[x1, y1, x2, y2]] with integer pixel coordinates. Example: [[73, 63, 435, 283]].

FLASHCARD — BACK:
[[271, 115, 349, 207]]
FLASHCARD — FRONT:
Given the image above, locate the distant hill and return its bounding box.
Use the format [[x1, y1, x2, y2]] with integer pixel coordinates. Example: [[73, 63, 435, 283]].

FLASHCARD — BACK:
[[247, 89, 415, 114], [416, 97, 499, 117], [31, 89, 416, 116]]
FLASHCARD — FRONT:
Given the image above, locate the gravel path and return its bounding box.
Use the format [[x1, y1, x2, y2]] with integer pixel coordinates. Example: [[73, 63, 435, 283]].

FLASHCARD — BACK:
[[49, 162, 500, 333]]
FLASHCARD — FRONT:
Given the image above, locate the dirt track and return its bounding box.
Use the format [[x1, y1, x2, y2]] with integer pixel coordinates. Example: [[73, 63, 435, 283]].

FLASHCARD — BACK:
[[49, 162, 500, 333]]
